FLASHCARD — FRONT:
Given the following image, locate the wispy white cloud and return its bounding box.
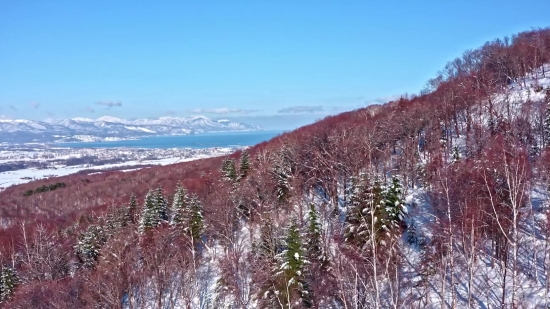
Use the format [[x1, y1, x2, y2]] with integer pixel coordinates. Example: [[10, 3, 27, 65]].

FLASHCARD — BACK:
[[191, 107, 259, 115], [223, 114, 321, 130], [278, 105, 323, 114], [85, 106, 95, 113], [96, 101, 122, 109]]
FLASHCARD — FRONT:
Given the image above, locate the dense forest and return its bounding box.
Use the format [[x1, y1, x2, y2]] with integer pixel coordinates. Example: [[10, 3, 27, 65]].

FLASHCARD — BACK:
[[1, 28, 550, 308]]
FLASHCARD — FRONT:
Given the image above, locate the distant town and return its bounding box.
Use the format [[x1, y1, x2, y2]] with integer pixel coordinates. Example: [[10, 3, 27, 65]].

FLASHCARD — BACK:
[[0, 145, 238, 190]]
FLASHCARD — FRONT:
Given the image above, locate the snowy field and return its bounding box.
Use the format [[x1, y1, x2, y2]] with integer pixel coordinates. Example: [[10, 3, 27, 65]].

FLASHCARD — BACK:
[[0, 146, 236, 189]]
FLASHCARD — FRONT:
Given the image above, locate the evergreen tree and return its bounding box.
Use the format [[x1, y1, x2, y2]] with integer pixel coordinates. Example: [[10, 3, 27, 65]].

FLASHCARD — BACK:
[[104, 203, 132, 237], [239, 149, 251, 178], [305, 204, 322, 260], [0, 267, 18, 302], [104, 206, 124, 237], [303, 204, 325, 307], [170, 183, 190, 227], [274, 221, 309, 308], [406, 218, 419, 246], [75, 225, 104, 269], [104, 207, 117, 237], [344, 174, 386, 250], [139, 187, 169, 233], [187, 195, 204, 241], [127, 194, 138, 224], [154, 187, 169, 222], [452, 146, 460, 162], [139, 190, 159, 232], [382, 176, 407, 233], [221, 158, 238, 182], [345, 174, 407, 250], [343, 176, 355, 209]]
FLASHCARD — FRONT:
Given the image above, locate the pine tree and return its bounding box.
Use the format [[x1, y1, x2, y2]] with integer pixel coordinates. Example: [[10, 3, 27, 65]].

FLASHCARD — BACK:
[[274, 220, 310, 308], [303, 204, 325, 307], [187, 195, 204, 241], [0, 268, 15, 300], [75, 225, 104, 269], [154, 187, 169, 222], [452, 146, 460, 162], [221, 158, 238, 182], [0, 267, 18, 302], [139, 190, 159, 232], [344, 173, 386, 250], [104, 206, 125, 237], [305, 204, 322, 260], [382, 176, 407, 233], [406, 218, 419, 246], [139, 187, 169, 233], [171, 183, 190, 227], [239, 149, 250, 178], [127, 194, 138, 224], [343, 176, 355, 209], [104, 207, 117, 237]]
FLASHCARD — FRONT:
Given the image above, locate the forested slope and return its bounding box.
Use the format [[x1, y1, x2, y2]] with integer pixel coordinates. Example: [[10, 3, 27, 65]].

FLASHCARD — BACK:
[[1, 28, 550, 308]]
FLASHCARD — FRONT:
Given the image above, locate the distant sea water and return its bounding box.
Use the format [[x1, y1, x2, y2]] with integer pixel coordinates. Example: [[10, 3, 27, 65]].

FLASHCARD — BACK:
[[58, 130, 283, 149]]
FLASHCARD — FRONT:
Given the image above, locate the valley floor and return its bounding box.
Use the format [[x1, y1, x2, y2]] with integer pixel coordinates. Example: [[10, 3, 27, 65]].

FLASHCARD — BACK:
[[0, 146, 236, 189]]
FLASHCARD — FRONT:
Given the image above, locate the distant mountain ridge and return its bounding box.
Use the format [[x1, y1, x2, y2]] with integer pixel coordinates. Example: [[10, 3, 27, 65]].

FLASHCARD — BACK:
[[0, 116, 262, 143]]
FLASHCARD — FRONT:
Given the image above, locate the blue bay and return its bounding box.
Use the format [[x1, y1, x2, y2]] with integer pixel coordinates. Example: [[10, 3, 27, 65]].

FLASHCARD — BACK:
[[57, 130, 283, 149]]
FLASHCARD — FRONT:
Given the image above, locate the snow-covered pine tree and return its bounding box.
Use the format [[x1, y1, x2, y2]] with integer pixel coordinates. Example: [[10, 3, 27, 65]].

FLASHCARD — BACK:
[[104, 206, 121, 237], [139, 187, 169, 233], [344, 173, 386, 250], [221, 158, 238, 182], [343, 176, 356, 209], [406, 218, 419, 246], [452, 146, 460, 162], [239, 149, 250, 178], [255, 218, 283, 308], [104, 206, 117, 237], [305, 203, 322, 260], [139, 189, 159, 233], [187, 195, 204, 241], [382, 175, 407, 233], [274, 220, 310, 308], [170, 183, 189, 227], [0, 267, 18, 302], [75, 225, 104, 269], [303, 203, 325, 307], [127, 194, 138, 224], [154, 187, 169, 222]]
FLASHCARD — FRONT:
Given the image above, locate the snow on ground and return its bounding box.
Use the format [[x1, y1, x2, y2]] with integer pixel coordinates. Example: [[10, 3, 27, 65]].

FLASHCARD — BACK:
[[0, 148, 234, 189]]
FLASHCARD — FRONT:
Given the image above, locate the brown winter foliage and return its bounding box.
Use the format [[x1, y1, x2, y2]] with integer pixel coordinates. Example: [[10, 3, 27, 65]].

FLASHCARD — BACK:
[[1, 28, 550, 308]]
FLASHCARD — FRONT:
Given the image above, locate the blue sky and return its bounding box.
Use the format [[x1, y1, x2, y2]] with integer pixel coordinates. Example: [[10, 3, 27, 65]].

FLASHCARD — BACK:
[[1, 1, 549, 129]]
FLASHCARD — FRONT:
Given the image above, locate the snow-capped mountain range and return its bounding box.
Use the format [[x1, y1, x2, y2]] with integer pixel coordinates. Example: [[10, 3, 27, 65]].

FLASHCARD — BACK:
[[0, 116, 262, 143]]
